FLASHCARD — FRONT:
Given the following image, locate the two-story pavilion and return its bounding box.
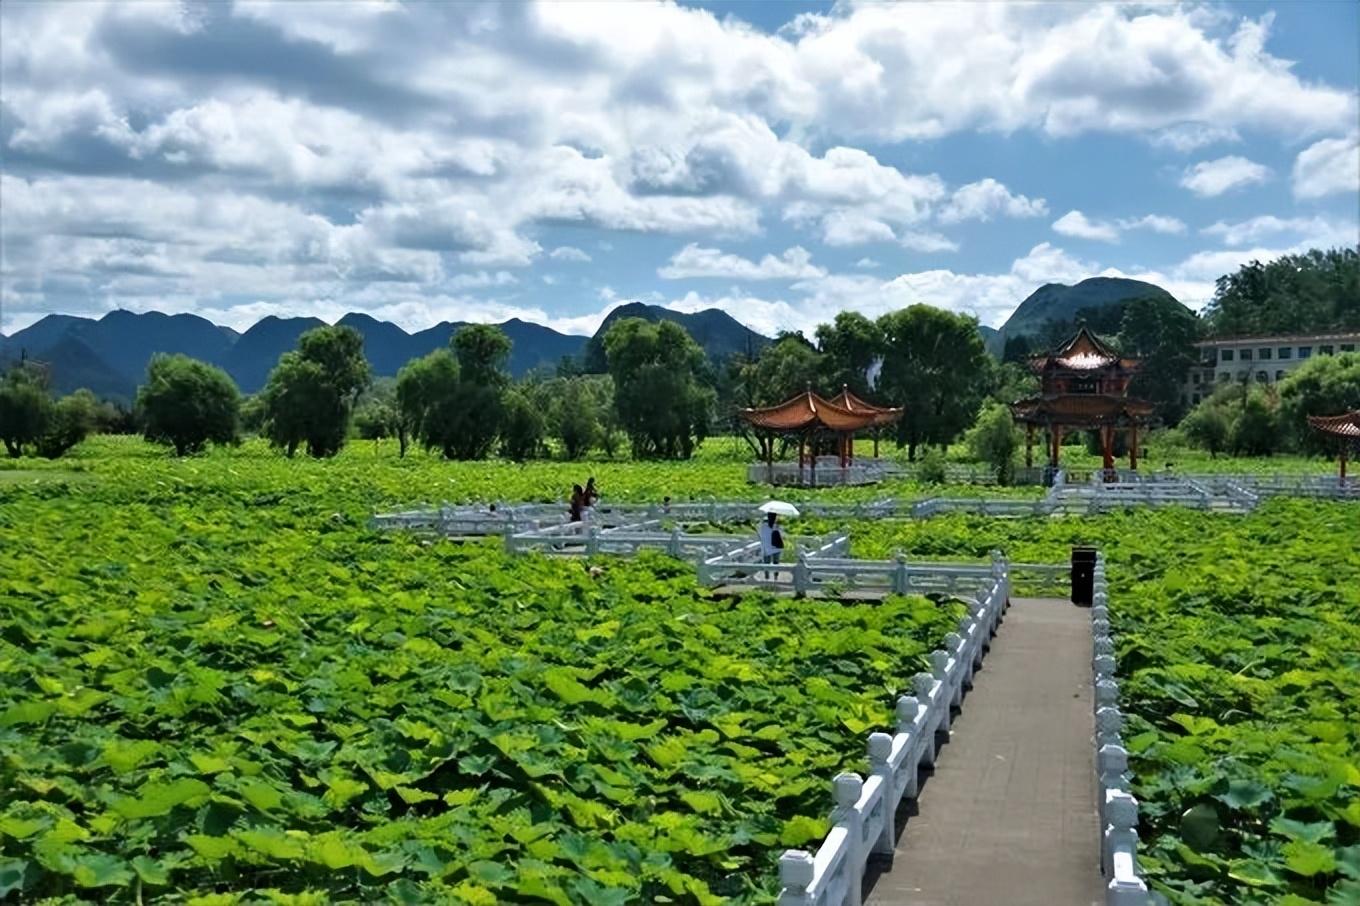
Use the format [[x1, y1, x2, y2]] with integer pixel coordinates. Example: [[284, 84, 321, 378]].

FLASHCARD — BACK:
[[1010, 326, 1154, 476]]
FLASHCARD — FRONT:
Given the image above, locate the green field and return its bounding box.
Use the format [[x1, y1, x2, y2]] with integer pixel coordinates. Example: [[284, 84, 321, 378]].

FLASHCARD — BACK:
[[2, 438, 1357, 904]]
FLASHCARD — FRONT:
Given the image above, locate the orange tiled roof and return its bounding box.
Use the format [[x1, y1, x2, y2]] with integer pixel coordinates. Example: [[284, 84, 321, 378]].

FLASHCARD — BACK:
[[1307, 410, 1360, 439], [739, 390, 883, 432], [828, 386, 903, 427]]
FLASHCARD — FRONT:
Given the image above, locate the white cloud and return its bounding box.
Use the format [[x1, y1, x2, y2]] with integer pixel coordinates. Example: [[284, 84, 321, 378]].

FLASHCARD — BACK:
[[549, 246, 592, 262], [1202, 215, 1358, 248], [1292, 134, 1360, 200], [1180, 156, 1271, 197], [1147, 123, 1240, 153], [898, 231, 959, 253], [1120, 214, 1186, 235], [658, 243, 826, 280], [854, 258, 880, 269], [818, 211, 897, 247], [938, 179, 1047, 224], [1052, 210, 1119, 242]]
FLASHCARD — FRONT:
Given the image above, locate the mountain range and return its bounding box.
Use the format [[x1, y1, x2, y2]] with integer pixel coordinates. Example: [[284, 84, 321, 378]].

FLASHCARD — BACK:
[[0, 304, 771, 402]]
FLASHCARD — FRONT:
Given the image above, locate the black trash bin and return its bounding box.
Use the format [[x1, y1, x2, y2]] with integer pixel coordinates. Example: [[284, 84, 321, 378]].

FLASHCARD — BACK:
[[1071, 546, 1097, 606]]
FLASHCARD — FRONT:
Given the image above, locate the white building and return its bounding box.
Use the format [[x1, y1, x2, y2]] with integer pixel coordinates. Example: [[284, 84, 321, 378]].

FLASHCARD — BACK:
[[1183, 331, 1360, 406]]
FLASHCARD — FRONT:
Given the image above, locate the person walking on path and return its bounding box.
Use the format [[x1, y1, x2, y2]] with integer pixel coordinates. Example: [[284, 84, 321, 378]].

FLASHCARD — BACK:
[[757, 512, 784, 579], [583, 476, 600, 522], [568, 484, 585, 523]]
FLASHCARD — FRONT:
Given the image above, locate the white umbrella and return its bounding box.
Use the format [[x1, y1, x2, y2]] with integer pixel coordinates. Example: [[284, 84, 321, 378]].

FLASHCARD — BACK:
[[758, 500, 800, 518]]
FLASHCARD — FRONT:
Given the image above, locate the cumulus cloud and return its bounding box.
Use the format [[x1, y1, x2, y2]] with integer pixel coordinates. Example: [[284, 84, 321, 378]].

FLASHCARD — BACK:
[[938, 179, 1047, 224], [1202, 215, 1358, 248], [1292, 134, 1360, 200], [1180, 156, 1271, 197], [658, 244, 826, 280], [1052, 210, 1119, 242], [548, 246, 592, 262]]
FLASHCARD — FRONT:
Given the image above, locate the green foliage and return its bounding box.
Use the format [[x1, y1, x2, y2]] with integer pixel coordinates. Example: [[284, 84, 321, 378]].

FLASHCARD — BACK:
[[1179, 404, 1232, 458], [1119, 294, 1204, 424], [814, 312, 882, 398], [261, 326, 371, 458], [741, 336, 822, 406], [395, 349, 464, 459], [1278, 352, 1360, 453], [604, 319, 714, 459], [1203, 247, 1359, 336], [877, 305, 992, 460], [0, 440, 961, 904], [136, 354, 241, 456], [0, 364, 53, 457], [500, 389, 545, 461], [453, 324, 512, 389], [1229, 388, 1280, 456], [541, 377, 605, 460], [965, 402, 1021, 484], [34, 389, 98, 459]]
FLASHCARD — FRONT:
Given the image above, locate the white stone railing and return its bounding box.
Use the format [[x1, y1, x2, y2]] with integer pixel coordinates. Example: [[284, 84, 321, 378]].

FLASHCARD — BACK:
[[696, 532, 853, 591], [775, 555, 1010, 906], [1091, 554, 1153, 906], [748, 462, 888, 487]]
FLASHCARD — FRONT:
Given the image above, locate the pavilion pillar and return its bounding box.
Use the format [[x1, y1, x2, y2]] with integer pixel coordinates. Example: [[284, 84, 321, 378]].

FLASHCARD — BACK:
[[1025, 424, 1034, 469], [1341, 445, 1348, 483], [1129, 424, 1139, 471], [873, 430, 879, 459], [1101, 426, 1115, 476], [1051, 425, 1063, 469]]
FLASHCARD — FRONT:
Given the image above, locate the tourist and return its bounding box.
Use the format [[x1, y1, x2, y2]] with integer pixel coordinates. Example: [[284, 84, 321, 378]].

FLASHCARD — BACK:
[[661, 495, 672, 514], [583, 476, 600, 522], [568, 484, 584, 522], [757, 512, 784, 578]]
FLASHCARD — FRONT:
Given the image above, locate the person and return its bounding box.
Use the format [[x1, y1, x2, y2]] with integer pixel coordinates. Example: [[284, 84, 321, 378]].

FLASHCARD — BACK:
[[584, 477, 600, 506], [568, 484, 584, 522], [757, 512, 784, 578], [661, 495, 672, 514]]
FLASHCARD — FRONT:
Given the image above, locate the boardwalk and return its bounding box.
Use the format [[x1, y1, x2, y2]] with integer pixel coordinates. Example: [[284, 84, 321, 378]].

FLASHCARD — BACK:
[[866, 597, 1104, 906]]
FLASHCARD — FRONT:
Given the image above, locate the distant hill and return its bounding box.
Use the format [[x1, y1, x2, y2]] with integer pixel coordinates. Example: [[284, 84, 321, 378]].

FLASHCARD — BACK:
[[992, 277, 1181, 355], [582, 301, 771, 371], [0, 309, 604, 399]]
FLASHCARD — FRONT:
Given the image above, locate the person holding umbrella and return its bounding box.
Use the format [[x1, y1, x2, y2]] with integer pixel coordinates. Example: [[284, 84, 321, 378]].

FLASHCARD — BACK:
[[757, 501, 797, 578]]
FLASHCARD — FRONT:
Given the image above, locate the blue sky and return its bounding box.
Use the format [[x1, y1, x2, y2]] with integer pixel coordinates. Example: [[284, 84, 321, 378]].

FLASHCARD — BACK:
[[1, 1, 1356, 338]]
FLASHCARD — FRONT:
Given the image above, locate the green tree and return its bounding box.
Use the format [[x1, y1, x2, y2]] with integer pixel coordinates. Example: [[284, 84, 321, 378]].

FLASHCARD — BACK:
[[353, 378, 401, 449], [137, 354, 241, 456], [0, 363, 53, 457], [1229, 387, 1280, 456], [1278, 351, 1360, 453], [815, 311, 883, 397], [395, 350, 462, 459], [1180, 402, 1231, 458], [261, 325, 370, 458], [741, 335, 823, 406], [548, 377, 601, 460], [1118, 294, 1203, 423], [1203, 247, 1359, 335], [877, 305, 993, 460], [35, 389, 97, 459], [966, 401, 1022, 484], [604, 318, 714, 459], [500, 389, 545, 461]]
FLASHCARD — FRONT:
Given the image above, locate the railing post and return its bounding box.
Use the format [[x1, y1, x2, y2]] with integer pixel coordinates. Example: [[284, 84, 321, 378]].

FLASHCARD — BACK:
[[912, 672, 937, 766], [892, 551, 909, 595], [833, 773, 865, 906], [793, 554, 811, 597], [776, 850, 815, 906], [586, 525, 599, 556], [503, 523, 515, 555], [668, 526, 683, 558], [895, 695, 921, 797]]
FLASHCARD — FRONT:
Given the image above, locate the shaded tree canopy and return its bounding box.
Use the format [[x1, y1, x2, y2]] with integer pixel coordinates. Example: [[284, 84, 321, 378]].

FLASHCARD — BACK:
[[261, 325, 370, 458], [1202, 247, 1359, 336], [137, 354, 241, 456], [604, 318, 714, 459]]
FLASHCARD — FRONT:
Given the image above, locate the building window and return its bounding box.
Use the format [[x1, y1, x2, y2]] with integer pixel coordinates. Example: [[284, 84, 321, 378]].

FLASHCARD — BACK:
[[1219, 372, 1230, 382], [1220, 348, 1234, 362], [1256, 371, 1268, 383], [1299, 346, 1312, 359], [1192, 393, 1201, 404], [1191, 372, 1200, 384], [1259, 348, 1272, 360], [1320, 345, 1334, 355], [1343, 344, 1356, 353], [1275, 370, 1284, 381], [1240, 348, 1253, 361], [1278, 347, 1292, 359]]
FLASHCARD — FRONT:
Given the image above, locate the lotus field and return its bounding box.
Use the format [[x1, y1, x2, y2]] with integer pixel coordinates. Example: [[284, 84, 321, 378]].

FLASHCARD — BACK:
[[2, 438, 1358, 905]]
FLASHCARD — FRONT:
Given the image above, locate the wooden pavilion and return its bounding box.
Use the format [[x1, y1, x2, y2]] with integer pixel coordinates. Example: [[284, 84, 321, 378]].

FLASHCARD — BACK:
[[739, 386, 902, 485], [1009, 326, 1154, 477], [1307, 410, 1359, 482]]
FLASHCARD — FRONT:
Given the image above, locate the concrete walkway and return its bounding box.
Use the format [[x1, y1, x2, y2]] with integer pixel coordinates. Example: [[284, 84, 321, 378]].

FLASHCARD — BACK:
[[865, 597, 1104, 906]]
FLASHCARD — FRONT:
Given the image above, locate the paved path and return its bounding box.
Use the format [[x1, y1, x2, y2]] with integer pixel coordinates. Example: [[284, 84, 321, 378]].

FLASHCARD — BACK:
[[865, 597, 1103, 906]]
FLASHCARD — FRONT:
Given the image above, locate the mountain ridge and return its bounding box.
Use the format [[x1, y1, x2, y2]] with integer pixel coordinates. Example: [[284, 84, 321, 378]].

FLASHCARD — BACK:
[[0, 303, 769, 400]]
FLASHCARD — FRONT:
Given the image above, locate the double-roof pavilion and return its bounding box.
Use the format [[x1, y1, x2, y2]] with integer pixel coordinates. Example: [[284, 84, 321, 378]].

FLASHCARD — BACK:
[[1308, 410, 1360, 482], [739, 385, 902, 478]]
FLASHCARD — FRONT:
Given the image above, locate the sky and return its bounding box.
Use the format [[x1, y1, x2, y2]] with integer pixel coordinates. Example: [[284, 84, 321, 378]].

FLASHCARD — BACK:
[[1, 0, 1357, 339]]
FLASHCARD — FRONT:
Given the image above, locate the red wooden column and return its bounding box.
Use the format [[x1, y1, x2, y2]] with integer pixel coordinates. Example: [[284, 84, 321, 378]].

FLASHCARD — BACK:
[[1341, 445, 1348, 482], [1129, 424, 1139, 471], [1025, 424, 1034, 469], [1051, 425, 1063, 469], [1101, 426, 1115, 473]]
